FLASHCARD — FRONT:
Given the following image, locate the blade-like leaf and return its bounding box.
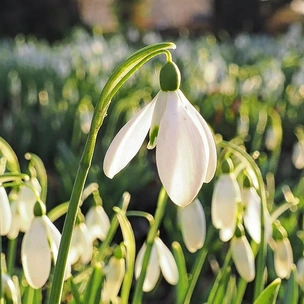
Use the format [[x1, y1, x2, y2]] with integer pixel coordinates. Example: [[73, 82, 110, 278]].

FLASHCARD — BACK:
[[254, 278, 281, 304]]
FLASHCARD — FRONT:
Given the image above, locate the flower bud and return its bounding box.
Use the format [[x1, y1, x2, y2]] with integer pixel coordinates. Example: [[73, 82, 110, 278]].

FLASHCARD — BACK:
[[274, 237, 293, 279]]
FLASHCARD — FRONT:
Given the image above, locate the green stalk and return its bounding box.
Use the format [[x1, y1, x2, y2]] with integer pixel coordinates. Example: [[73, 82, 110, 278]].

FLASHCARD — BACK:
[[219, 141, 268, 300], [47, 42, 175, 304], [6, 238, 17, 275], [132, 187, 168, 304]]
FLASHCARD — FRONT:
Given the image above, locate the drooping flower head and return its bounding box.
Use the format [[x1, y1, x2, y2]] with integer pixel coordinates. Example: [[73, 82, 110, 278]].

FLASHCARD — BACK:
[[103, 60, 217, 207], [0, 186, 12, 236]]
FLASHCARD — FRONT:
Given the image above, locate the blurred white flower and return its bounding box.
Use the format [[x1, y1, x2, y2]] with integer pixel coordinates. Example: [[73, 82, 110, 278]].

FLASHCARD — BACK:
[[0, 186, 12, 236], [273, 238, 293, 279], [104, 62, 217, 207], [21, 215, 70, 289], [292, 140, 304, 169], [69, 222, 93, 265], [85, 205, 110, 241], [242, 187, 261, 244], [101, 256, 125, 303], [211, 173, 241, 242], [18, 178, 42, 232], [265, 127, 280, 151], [231, 235, 255, 282], [135, 237, 179, 292], [296, 257, 304, 290], [178, 198, 206, 253]]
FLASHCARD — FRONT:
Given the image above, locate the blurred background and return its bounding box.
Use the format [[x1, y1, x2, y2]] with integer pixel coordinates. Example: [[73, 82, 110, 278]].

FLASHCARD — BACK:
[[1, 1, 304, 302]]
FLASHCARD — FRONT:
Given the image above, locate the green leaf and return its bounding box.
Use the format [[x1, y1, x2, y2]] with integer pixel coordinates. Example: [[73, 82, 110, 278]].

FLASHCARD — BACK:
[[82, 264, 103, 304], [0, 138, 20, 173], [253, 278, 281, 304], [283, 265, 298, 304]]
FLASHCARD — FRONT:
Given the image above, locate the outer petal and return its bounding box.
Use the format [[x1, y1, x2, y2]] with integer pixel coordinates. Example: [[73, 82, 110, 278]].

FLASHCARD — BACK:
[[156, 91, 208, 207], [0, 187, 12, 236], [292, 141, 304, 169], [177, 90, 217, 182], [85, 205, 110, 241], [7, 200, 20, 239], [296, 258, 304, 290], [135, 243, 160, 292], [21, 217, 51, 289], [211, 173, 240, 241], [231, 235, 255, 282], [103, 98, 157, 178], [178, 198, 206, 252], [155, 237, 179, 285], [274, 238, 293, 279], [242, 187, 261, 244]]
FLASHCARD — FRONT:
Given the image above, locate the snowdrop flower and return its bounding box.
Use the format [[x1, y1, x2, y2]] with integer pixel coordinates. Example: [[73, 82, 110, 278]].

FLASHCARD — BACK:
[[231, 226, 255, 282], [292, 140, 304, 169], [69, 222, 93, 265], [178, 198, 206, 252], [273, 237, 293, 279], [104, 61, 217, 207], [21, 202, 70, 289], [85, 205, 110, 241], [101, 256, 125, 303], [0, 186, 12, 236], [18, 178, 42, 232], [241, 186, 261, 244], [2, 273, 19, 304], [135, 236, 179, 292], [211, 160, 241, 242], [265, 126, 280, 151], [296, 257, 304, 290]]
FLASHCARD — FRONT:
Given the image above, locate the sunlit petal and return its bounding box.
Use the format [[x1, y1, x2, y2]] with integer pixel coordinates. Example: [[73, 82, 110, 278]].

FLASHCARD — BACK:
[[179, 198, 206, 252], [231, 235, 255, 282], [103, 98, 156, 178], [177, 90, 217, 182], [274, 238, 293, 279], [0, 186, 12, 236], [155, 237, 179, 285], [85, 205, 110, 241], [242, 187, 261, 244], [296, 258, 304, 290], [156, 91, 208, 206], [21, 217, 51, 289], [135, 243, 160, 292]]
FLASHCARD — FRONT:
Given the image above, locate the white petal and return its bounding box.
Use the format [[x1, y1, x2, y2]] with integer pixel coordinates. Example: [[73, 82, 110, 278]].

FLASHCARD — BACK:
[[135, 243, 160, 292], [85, 205, 110, 241], [21, 217, 51, 289], [231, 236, 255, 282], [177, 90, 217, 182], [102, 257, 125, 302], [156, 91, 208, 207], [292, 141, 304, 169], [242, 187, 261, 244], [0, 187, 12, 236], [155, 237, 179, 285], [103, 98, 156, 178], [211, 174, 240, 240], [296, 258, 304, 290], [274, 238, 293, 279], [178, 198, 206, 252], [79, 223, 93, 264], [7, 200, 20, 239]]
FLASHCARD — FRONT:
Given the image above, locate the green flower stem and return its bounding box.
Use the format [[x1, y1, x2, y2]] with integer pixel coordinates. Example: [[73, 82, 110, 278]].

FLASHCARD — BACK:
[[182, 246, 208, 304], [132, 187, 168, 304], [7, 238, 17, 275], [219, 140, 268, 300], [207, 249, 232, 304], [172, 242, 189, 304], [115, 207, 136, 304], [126, 210, 154, 223], [47, 43, 175, 304]]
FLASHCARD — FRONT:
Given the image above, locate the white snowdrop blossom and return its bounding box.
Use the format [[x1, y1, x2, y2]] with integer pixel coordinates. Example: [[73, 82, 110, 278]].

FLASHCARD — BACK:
[[69, 222, 93, 265], [2, 273, 19, 304], [0, 186, 12, 236], [273, 237, 293, 279], [18, 178, 42, 232], [211, 173, 241, 242], [21, 215, 70, 289], [103, 62, 217, 207], [242, 187, 261, 244], [296, 258, 304, 290], [231, 235, 255, 282], [292, 140, 304, 169], [178, 198, 206, 253], [85, 205, 110, 241], [135, 237, 179, 292], [101, 256, 125, 303]]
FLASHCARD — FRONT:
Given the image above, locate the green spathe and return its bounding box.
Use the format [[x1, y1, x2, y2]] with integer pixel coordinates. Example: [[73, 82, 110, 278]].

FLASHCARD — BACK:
[[160, 61, 181, 91]]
